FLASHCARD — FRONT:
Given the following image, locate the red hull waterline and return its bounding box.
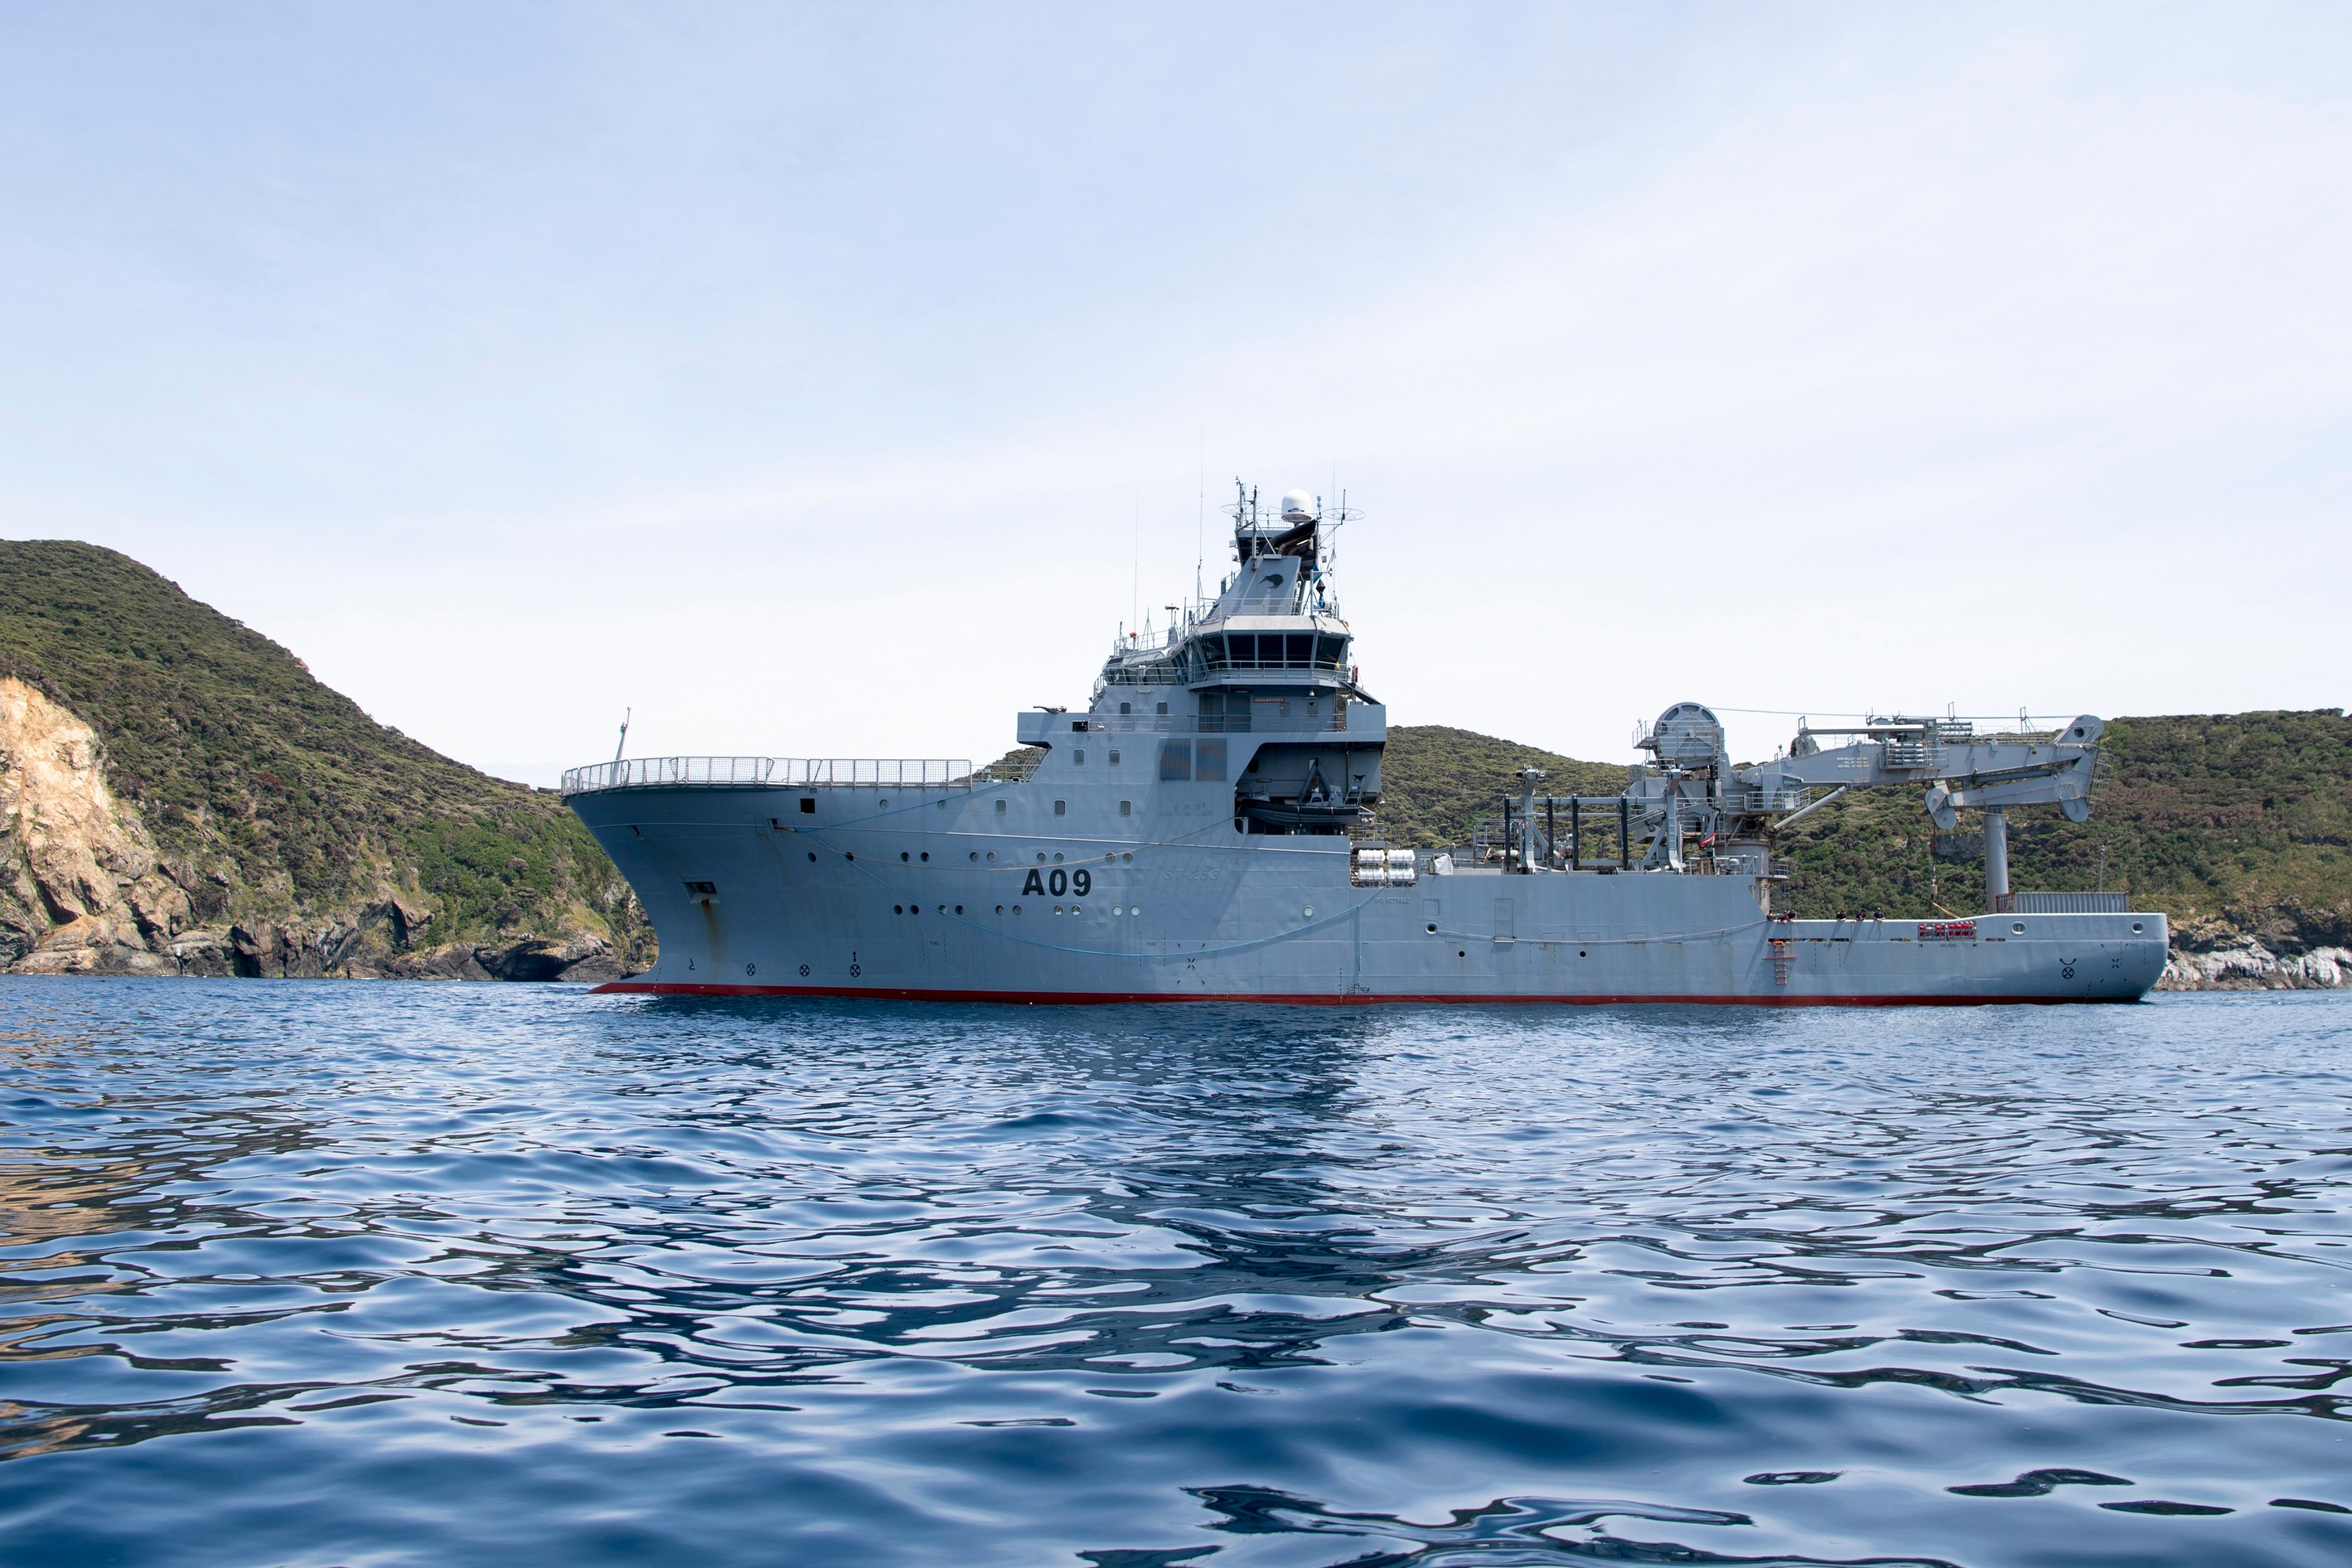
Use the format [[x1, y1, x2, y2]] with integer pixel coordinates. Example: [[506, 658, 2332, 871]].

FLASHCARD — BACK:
[[591, 981, 2123, 1007]]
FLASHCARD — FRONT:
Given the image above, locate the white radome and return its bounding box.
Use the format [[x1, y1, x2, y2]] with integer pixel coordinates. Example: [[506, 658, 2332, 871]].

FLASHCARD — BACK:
[[1280, 489, 1315, 523]]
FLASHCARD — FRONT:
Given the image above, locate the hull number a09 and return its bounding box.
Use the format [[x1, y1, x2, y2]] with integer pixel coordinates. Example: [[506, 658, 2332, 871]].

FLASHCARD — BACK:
[[1023, 868, 1091, 897]]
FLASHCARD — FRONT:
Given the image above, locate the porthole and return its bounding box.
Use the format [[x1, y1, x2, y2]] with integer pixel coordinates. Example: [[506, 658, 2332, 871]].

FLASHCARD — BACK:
[[1071, 905, 1083, 915], [893, 905, 903, 914], [1426, 923, 1437, 933], [987, 851, 997, 862], [1053, 905, 1063, 915], [2012, 922, 2026, 934], [1458, 951, 1467, 958], [1131, 906, 1141, 917], [845, 853, 854, 862], [808, 852, 816, 862], [2131, 921, 2144, 933], [1013, 905, 1023, 915], [1053, 852, 1064, 862], [1037, 852, 1046, 863], [1303, 906, 1314, 918], [1122, 852, 1133, 863], [955, 905, 964, 914], [920, 852, 929, 862], [995, 905, 1005, 915], [970, 852, 979, 862], [901, 851, 910, 862], [1579, 949, 1588, 957]]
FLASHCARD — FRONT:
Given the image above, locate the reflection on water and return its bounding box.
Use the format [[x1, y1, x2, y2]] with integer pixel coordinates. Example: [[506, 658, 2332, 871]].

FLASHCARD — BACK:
[[0, 982, 2348, 1566]]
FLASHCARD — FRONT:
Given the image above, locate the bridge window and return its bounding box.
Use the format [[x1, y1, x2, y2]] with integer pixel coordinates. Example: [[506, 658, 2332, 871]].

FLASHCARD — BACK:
[[1200, 632, 1339, 670]]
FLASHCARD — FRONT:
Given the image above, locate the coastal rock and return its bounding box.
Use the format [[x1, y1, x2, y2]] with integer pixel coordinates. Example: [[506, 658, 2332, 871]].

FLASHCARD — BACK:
[[1, 678, 177, 972], [167, 928, 237, 977], [2157, 939, 2352, 991], [472, 935, 620, 983]]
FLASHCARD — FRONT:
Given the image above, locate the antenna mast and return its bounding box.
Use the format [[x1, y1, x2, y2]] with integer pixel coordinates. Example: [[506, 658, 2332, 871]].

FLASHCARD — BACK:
[[1194, 446, 1205, 619]]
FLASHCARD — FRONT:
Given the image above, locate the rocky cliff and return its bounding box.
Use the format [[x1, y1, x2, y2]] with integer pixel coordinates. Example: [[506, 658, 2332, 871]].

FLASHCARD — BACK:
[[1, 542, 651, 980]]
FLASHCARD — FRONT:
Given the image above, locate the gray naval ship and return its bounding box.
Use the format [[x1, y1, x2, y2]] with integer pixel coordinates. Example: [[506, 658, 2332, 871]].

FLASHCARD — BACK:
[[563, 485, 2165, 1004]]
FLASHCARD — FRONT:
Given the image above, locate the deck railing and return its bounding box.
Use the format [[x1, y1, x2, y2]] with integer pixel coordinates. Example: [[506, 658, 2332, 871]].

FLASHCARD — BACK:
[[561, 757, 976, 795]]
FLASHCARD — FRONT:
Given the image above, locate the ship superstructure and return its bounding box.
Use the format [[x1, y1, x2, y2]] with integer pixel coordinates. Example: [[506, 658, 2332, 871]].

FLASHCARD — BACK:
[[562, 485, 2165, 1003]]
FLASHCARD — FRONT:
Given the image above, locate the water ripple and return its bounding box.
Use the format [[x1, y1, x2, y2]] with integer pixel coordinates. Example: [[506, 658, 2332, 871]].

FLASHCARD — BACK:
[[0, 983, 2348, 1565]]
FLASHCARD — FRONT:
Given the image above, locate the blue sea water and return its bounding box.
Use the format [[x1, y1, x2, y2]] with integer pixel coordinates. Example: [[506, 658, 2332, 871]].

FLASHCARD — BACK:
[[1, 983, 2349, 1567]]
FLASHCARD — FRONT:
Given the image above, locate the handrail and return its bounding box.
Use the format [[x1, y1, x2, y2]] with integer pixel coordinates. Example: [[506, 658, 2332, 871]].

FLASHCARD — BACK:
[[561, 757, 975, 795]]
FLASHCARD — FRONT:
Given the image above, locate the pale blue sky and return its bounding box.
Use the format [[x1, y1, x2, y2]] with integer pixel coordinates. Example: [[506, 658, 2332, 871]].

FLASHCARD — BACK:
[[3, 3, 2346, 782]]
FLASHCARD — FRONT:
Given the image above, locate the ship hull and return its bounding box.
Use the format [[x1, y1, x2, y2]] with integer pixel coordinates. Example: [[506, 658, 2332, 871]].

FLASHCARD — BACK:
[[570, 782, 2168, 1006]]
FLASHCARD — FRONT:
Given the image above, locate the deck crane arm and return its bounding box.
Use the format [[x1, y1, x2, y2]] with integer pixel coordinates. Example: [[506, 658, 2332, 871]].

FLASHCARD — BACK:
[[1736, 715, 2103, 825]]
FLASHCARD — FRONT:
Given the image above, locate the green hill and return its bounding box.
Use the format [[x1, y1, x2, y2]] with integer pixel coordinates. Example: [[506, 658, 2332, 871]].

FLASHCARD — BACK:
[[0, 540, 651, 978]]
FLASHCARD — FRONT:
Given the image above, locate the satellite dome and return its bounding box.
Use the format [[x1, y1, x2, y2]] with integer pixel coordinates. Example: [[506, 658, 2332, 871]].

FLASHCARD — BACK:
[[1280, 490, 1315, 524]]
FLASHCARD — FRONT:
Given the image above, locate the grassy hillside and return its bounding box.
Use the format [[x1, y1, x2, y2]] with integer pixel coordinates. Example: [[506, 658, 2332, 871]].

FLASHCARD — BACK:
[[0, 540, 651, 975]]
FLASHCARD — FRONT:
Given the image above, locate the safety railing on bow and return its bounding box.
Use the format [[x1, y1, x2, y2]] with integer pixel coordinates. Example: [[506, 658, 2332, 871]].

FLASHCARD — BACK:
[[561, 758, 976, 795]]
